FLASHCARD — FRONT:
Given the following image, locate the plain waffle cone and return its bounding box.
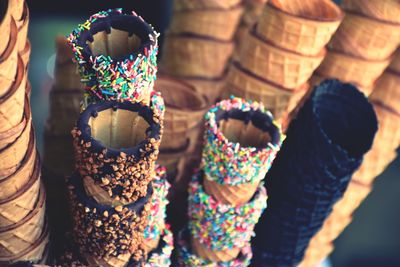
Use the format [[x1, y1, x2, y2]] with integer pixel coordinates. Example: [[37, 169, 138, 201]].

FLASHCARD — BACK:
[[159, 140, 188, 181], [0, 133, 36, 200], [0, 156, 41, 227], [0, 1, 11, 56], [316, 50, 390, 88], [223, 62, 309, 120], [85, 252, 132, 267], [342, 0, 400, 24], [169, 6, 244, 41], [0, 18, 18, 98], [240, 30, 325, 88], [0, 222, 50, 265], [0, 97, 31, 178], [20, 40, 31, 69], [370, 71, 400, 114], [180, 75, 226, 104], [161, 35, 234, 79], [0, 110, 26, 151], [16, 3, 29, 53], [0, 55, 26, 132], [203, 177, 259, 206], [0, 184, 46, 258], [329, 12, 400, 60], [174, 0, 242, 11], [257, 0, 343, 55], [191, 235, 241, 262]]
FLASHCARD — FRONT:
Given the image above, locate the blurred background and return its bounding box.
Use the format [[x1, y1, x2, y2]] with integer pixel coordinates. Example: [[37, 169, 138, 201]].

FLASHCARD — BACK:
[[25, 0, 400, 266]]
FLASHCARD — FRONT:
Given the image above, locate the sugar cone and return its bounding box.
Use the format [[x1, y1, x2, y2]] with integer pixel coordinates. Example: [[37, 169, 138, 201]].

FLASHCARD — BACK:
[[0, 184, 46, 258], [0, 97, 31, 178], [223, 62, 309, 120], [342, 0, 400, 24], [240, 30, 326, 88], [169, 6, 244, 41], [329, 12, 400, 60], [174, 0, 242, 11], [20, 40, 31, 69], [369, 71, 400, 114], [9, 0, 25, 22], [0, 55, 26, 132], [0, 156, 41, 227], [16, 3, 29, 53], [0, 132, 36, 200], [85, 252, 132, 267], [0, 18, 18, 98], [0, 110, 26, 151], [191, 235, 241, 262], [388, 48, 400, 73], [161, 35, 234, 79], [0, 222, 50, 265], [316, 50, 390, 89], [257, 0, 343, 56], [180, 75, 226, 104], [0, 1, 11, 56]]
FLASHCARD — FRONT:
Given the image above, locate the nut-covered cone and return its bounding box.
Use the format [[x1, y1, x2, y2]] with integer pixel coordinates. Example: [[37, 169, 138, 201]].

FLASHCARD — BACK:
[[257, 0, 343, 55]]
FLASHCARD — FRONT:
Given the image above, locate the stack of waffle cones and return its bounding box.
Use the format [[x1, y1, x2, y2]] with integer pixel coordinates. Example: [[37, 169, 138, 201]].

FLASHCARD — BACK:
[[0, 1, 49, 265], [300, 66, 400, 267], [223, 0, 343, 124], [312, 0, 400, 96], [179, 98, 281, 265], [161, 0, 244, 104]]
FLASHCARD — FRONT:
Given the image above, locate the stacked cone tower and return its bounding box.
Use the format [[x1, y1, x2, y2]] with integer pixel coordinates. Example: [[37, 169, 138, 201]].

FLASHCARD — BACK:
[[176, 97, 283, 266], [223, 0, 343, 124], [0, 0, 49, 265], [312, 0, 400, 96], [301, 45, 400, 267], [61, 9, 173, 267]]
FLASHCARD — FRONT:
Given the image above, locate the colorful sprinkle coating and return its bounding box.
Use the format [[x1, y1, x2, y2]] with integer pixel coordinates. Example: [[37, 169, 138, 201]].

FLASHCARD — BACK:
[[177, 228, 253, 267], [144, 166, 170, 242], [145, 226, 174, 267], [202, 97, 283, 186], [188, 171, 267, 251], [67, 9, 159, 105]]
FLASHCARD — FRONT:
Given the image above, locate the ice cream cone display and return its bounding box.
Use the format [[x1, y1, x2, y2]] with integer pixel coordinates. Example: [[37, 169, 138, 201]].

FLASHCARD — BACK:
[[174, 0, 242, 11], [315, 50, 390, 91], [188, 171, 267, 262], [342, 0, 400, 24], [223, 62, 309, 121], [67, 9, 159, 106], [256, 0, 343, 56], [0, 18, 18, 98], [0, 183, 45, 258], [0, 98, 31, 178], [252, 80, 378, 266], [161, 35, 234, 79], [72, 99, 163, 206], [329, 12, 400, 61], [201, 98, 282, 205], [9, 0, 25, 22], [169, 6, 243, 41], [369, 71, 400, 114], [240, 30, 326, 89]]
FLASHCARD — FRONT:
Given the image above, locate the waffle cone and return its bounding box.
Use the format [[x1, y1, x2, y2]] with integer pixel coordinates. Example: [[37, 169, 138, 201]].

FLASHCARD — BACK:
[[0, 55, 26, 132], [316, 50, 390, 88], [159, 140, 188, 182], [0, 96, 31, 178], [0, 222, 50, 265], [0, 184, 46, 258], [203, 177, 259, 205], [0, 156, 41, 227], [241, 0, 267, 27], [257, 0, 343, 55], [0, 132, 36, 200], [329, 12, 400, 60], [240, 30, 325, 88], [370, 71, 400, 114], [191, 235, 241, 262], [85, 252, 131, 267], [298, 242, 334, 267], [223, 62, 309, 120], [0, 18, 18, 97], [174, 0, 242, 11], [83, 175, 127, 207], [0, 110, 26, 151], [180, 75, 226, 104], [342, 0, 400, 24], [0, 1, 11, 56], [20, 40, 31, 69], [161, 35, 234, 79], [169, 6, 244, 41], [9, 0, 25, 21], [16, 4, 29, 53]]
